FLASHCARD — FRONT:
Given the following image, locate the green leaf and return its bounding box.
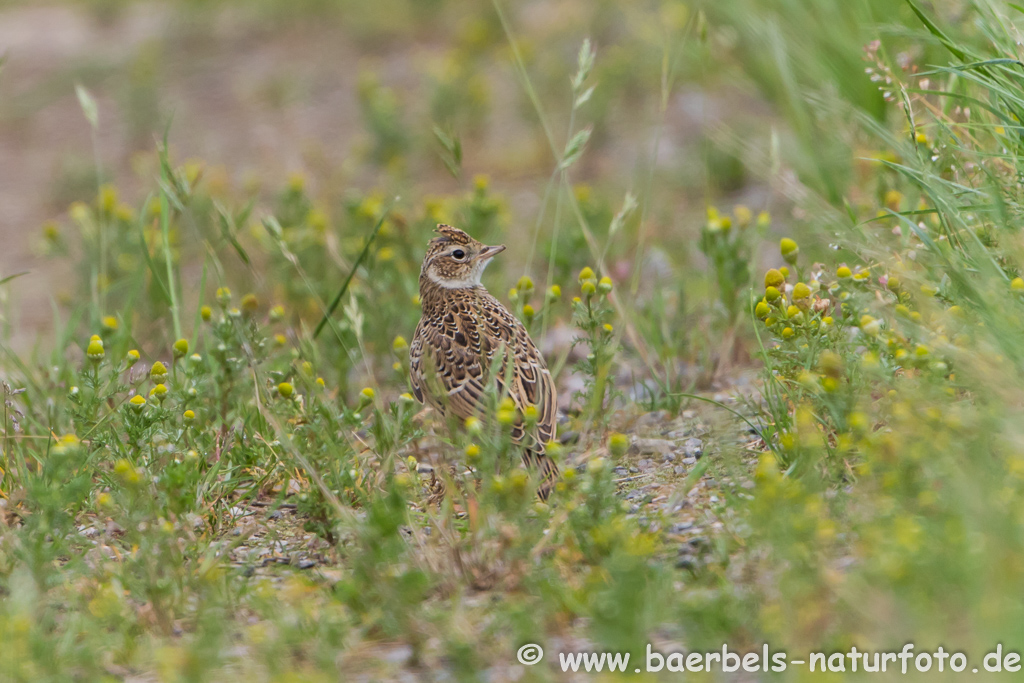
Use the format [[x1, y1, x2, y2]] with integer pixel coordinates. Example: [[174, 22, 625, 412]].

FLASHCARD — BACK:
[[0, 271, 28, 287]]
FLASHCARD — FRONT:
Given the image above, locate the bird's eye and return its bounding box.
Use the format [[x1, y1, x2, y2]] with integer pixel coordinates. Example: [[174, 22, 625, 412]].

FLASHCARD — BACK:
[[452, 249, 466, 260]]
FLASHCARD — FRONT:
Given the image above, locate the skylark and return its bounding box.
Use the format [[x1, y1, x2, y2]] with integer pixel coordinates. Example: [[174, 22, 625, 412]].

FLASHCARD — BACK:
[[410, 225, 559, 499]]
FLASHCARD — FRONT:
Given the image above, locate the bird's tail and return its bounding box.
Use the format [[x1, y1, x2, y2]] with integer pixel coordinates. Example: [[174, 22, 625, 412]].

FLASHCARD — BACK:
[[523, 448, 560, 501]]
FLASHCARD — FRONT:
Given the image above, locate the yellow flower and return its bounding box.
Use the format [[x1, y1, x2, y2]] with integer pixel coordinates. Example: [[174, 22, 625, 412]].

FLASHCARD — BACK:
[[734, 205, 752, 227], [200, 305, 213, 322], [183, 409, 195, 422], [497, 408, 516, 425], [101, 316, 118, 332], [269, 305, 285, 321], [172, 338, 189, 358], [781, 327, 795, 339], [360, 387, 375, 401], [277, 382, 294, 398], [581, 281, 597, 298], [837, 266, 852, 279], [765, 286, 782, 302], [392, 336, 408, 352], [603, 323, 613, 333], [597, 276, 613, 294], [609, 432, 629, 457], [215, 287, 232, 306], [578, 266, 595, 282], [149, 384, 168, 402], [548, 285, 561, 300], [274, 334, 287, 346], [99, 184, 118, 214], [1012, 277, 1024, 292], [524, 405, 539, 423], [523, 304, 535, 320], [465, 416, 482, 434], [508, 287, 519, 302], [126, 349, 140, 366], [240, 293, 259, 315], [465, 444, 481, 459], [129, 394, 146, 411], [764, 269, 785, 289], [755, 301, 770, 319], [517, 275, 534, 292], [792, 282, 811, 300]]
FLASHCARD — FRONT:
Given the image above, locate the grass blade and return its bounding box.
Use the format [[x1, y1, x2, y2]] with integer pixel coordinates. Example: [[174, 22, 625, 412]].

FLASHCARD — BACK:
[[313, 202, 393, 340]]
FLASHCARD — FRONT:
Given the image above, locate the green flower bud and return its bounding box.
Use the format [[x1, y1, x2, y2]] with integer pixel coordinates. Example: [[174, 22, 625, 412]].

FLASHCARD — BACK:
[[609, 432, 629, 457], [780, 238, 799, 264], [150, 361, 168, 383], [86, 339, 105, 362]]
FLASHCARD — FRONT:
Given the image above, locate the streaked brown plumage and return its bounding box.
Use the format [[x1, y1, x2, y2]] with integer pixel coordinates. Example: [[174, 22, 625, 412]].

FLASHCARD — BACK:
[[410, 225, 559, 499]]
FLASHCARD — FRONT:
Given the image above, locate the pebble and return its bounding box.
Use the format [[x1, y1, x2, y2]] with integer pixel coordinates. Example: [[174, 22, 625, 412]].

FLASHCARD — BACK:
[[675, 555, 697, 571], [629, 466, 640, 474], [669, 521, 694, 534], [636, 411, 669, 428], [663, 452, 676, 462], [614, 466, 629, 476], [682, 457, 696, 465], [637, 458, 652, 470], [674, 466, 686, 475], [683, 438, 704, 458], [630, 437, 675, 455], [559, 430, 580, 445], [297, 558, 317, 569]]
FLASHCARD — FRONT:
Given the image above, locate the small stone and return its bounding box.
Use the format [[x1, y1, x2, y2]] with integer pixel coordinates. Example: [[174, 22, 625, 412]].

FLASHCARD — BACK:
[[669, 521, 694, 534], [630, 438, 675, 455], [675, 555, 697, 571], [683, 438, 704, 458], [674, 466, 686, 475], [297, 558, 316, 569], [663, 452, 676, 462], [629, 466, 640, 474], [614, 466, 629, 476], [559, 430, 580, 445], [682, 457, 696, 465], [637, 458, 652, 470], [636, 410, 669, 428]]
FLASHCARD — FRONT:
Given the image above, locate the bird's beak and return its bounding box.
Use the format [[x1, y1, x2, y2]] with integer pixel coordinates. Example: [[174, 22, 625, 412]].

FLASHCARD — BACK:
[[475, 244, 506, 261]]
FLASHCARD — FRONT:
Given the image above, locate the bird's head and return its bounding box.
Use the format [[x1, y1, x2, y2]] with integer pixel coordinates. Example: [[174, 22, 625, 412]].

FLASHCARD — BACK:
[[420, 224, 505, 289]]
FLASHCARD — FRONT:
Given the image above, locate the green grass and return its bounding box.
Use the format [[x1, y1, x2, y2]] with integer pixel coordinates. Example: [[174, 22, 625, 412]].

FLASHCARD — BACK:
[[4, 0, 1024, 679]]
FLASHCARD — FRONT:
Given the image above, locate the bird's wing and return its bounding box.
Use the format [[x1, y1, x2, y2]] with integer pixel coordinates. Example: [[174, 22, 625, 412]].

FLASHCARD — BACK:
[[478, 293, 557, 450], [411, 290, 557, 450]]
